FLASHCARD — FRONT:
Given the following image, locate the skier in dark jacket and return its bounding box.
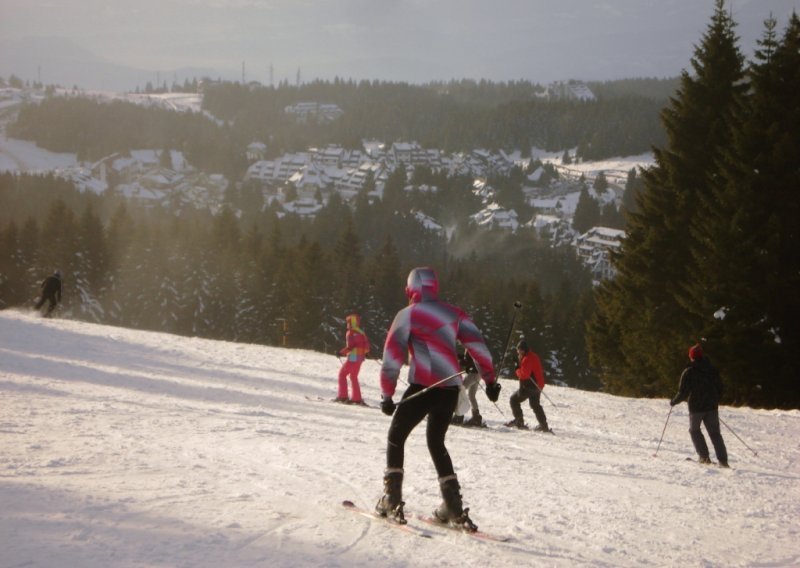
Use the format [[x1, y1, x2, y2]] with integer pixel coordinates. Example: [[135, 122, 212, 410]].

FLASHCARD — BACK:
[[34, 271, 62, 317], [375, 267, 500, 531], [671, 343, 729, 467]]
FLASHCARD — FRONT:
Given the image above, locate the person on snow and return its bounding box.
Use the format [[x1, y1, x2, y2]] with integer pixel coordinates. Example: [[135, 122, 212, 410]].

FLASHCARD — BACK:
[[336, 313, 370, 405], [375, 267, 500, 530], [505, 339, 550, 432], [34, 270, 62, 317], [451, 349, 484, 427], [670, 343, 729, 467]]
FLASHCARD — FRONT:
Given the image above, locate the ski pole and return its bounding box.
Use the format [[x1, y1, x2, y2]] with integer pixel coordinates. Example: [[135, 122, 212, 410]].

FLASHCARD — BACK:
[[496, 301, 523, 376], [528, 379, 558, 409], [653, 406, 673, 457], [719, 416, 758, 457], [477, 381, 507, 418], [395, 371, 467, 406]]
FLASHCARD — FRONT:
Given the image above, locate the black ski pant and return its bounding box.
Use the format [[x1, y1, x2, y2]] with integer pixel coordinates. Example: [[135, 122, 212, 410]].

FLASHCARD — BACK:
[[386, 384, 459, 478], [510, 381, 548, 427], [689, 409, 728, 463], [34, 294, 58, 316]]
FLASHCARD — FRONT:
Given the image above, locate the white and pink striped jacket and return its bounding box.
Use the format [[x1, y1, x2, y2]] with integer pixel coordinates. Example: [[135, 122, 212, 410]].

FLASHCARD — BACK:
[[380, 267, 496, 398]]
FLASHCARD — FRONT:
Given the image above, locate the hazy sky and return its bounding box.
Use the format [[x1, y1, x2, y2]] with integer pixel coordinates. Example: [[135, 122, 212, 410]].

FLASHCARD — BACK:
[[2, 0, 799, 85]]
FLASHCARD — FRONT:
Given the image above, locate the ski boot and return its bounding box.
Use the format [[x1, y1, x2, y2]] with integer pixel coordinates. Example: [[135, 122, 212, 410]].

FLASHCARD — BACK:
[[375, 468, 406, 524], [698, 456, 712, 465], [463, 413, 483, 427], [450, 415, 464, 426], [504, 417, 528, 429], [433, 475, 478, 532], [534, 423, 551, 433]]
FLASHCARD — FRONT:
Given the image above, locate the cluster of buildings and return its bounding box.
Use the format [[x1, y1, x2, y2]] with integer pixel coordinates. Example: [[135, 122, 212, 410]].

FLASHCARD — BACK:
[[284, 102, 344, 124], [55, 149, 228, 211], [46, 137, 624, 282], [11, 83, 621, 281], [242, 141, 522, 205], [57, 139, 624, 282]]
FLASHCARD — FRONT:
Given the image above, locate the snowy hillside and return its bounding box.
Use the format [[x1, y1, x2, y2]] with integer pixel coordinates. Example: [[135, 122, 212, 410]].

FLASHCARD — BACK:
[[1, 310, 798, 567]]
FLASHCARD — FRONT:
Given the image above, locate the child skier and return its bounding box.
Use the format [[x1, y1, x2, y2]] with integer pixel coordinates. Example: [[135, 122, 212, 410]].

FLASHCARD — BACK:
[[336, 313, 370, 405]]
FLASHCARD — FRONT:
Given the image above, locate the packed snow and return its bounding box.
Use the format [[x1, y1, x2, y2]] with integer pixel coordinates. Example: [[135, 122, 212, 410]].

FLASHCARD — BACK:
[[0, 129, 78, 173], [1, 309, 798, 567]]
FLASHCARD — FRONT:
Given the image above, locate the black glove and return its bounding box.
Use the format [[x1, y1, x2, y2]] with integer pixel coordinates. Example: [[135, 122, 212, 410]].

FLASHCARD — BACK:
[[381, 396, 396, 416], [485, 381, 501, 402], [670, 398, 678, 407]]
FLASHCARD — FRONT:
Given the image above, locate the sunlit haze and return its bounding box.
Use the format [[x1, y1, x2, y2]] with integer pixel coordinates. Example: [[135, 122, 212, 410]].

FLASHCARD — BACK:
[[1, 0, 799, 90]]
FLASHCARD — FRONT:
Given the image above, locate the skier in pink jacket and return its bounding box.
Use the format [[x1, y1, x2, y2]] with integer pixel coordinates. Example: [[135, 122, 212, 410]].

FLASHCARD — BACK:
[[336, 313, 370, 405], [374, 267, 500, 531]]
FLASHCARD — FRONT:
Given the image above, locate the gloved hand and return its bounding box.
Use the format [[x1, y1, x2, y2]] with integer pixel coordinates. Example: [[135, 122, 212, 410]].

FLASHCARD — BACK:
[[485, 381, 501, 402], [381, 396, 396, 416], [670, 398, 678, 407]]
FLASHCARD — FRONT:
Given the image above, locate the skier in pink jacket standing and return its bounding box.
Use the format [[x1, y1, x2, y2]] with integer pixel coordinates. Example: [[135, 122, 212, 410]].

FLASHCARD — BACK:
[[336, 313, 370, 405], [374, 267, 500, 531]]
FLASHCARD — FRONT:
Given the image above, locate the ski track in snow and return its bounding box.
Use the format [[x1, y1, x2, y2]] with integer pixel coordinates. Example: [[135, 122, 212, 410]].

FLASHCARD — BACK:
[[1, 309, 799, 567]]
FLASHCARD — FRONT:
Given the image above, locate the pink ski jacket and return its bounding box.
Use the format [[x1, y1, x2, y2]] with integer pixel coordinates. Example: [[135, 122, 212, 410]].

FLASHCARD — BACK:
[[380, 267, 496, 398], [341, 313, 370, 363]]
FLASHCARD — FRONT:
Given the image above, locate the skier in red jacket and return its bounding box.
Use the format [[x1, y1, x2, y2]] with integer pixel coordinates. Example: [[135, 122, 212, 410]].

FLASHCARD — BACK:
[[336, 313, 370, 405], [505, 339, 549, 431]]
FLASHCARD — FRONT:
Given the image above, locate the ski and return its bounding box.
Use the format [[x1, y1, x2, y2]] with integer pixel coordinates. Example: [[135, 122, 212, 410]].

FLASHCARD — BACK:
[[461, 421, 489, 429], [305, 396, 372, 408], [341, 500, 433, 538], [411, 513, 511, 543], [685, 457, 716, 465], [499, 423, 555, 435], [685, 457, 731, 469]]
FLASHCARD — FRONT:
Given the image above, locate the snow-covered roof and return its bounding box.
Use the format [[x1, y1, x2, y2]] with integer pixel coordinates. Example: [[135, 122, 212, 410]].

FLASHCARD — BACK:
[[471, 203, 519, 230]]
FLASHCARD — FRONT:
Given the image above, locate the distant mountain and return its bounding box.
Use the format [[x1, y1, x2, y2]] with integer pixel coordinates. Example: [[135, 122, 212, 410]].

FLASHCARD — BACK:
[[0, 36, 238, 92]]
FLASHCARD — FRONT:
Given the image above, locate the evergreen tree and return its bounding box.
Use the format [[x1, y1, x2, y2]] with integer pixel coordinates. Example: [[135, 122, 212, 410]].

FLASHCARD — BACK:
[[593, 171, 609, 194], [331, 218, 364, 315], [382, 163, 408, 213], [620, 168, 644, 221], [572, 188, 600, 234], [686, 13, 800, 408], [599, 202, 625, 230], [367, 234, 403, 346], [73, 204, 109, 321], [588, 0, 746, 398], [37, 199, 79, 311], [287, 238, 333, 347], [0, 222, 27, 308]]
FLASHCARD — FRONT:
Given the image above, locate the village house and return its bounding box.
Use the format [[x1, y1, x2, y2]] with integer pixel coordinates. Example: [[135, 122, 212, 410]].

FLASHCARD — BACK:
[[574, 226, 625, 281], [284, 102, 343, 124]]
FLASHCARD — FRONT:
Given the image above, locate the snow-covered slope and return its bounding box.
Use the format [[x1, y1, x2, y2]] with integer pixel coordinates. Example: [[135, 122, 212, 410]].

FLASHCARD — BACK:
[[1, 310, 798, 567]]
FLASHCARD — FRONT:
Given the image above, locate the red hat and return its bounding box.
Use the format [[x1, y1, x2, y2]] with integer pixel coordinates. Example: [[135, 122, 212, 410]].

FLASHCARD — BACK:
[[688, 344, 703, 361]]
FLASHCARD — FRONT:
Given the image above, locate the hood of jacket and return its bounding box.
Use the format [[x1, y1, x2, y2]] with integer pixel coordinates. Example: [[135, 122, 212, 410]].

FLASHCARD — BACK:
[[405, 267, 439, 303], [346, 313, 362, 331]]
